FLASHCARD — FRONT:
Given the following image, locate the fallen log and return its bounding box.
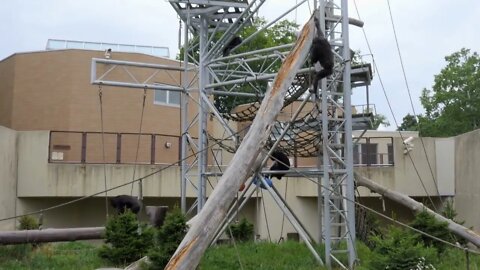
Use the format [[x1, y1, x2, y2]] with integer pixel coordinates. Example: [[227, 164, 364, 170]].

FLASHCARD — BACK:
[[355, 172, 480, 248], [0, 227, 104, 245]]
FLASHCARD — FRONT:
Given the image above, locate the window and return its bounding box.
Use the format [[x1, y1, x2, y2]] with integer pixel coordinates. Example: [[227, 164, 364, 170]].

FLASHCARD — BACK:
[[387, 143, 394, 165], [361, 143, 378, 165], [154, 89, 181, 107]]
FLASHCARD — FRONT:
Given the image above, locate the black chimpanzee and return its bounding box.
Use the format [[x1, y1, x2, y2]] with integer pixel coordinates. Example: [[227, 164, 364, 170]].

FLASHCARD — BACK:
[[110, 195, 142, 215], [310, 16, 334, 97], [269, 151, 291, 180], [222, 36, 242, 57]]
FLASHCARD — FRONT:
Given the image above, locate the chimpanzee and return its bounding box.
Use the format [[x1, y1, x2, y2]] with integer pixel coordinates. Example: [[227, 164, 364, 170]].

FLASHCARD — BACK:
[[310, 16, 334, 97], [222, 36, 242, 57], [269, 151, 291, 180], [110, 195, 142, 215]]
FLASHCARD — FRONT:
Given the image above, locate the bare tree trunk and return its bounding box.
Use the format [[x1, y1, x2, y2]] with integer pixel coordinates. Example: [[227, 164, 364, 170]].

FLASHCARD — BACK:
[[162, 17, 317, 270], [0, 227, 104, 244], [355, 172, 480, 248]]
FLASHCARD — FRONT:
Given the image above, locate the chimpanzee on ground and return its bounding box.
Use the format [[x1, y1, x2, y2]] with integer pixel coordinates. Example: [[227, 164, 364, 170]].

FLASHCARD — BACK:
[[110, 195, 142, 215], [310, 16, 334, 97], [222, 36, 242, 57], [269, 151, 291, 180]]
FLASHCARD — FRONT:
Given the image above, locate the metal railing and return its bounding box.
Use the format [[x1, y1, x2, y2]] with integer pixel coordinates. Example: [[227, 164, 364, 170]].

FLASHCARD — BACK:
[[48, 131, 181, 165]]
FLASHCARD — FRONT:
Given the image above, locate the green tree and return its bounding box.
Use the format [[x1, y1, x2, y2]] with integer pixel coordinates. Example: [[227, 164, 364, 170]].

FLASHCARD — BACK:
[[228, 218, 254, 242], [371, 113, 390, 130], [179, 18, 299, 114], [98, 211, 154, 266], [419, 48, 480, 137], [147, 208, 188, 270], [397, 113, 418, 131], [367, 227, 437, 270], [410, 210, 452, 253]]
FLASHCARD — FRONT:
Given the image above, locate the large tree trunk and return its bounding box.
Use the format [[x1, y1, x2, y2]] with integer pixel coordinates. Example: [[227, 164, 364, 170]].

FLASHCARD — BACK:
[[163, 17, 316, 270], [355, 172, 480, 248]]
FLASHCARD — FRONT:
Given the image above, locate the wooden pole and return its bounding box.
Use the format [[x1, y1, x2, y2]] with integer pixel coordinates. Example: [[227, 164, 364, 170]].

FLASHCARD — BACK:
[[162, 17, 316, 270], [0, 227, 104, 245], [355, 172, 480, 248]]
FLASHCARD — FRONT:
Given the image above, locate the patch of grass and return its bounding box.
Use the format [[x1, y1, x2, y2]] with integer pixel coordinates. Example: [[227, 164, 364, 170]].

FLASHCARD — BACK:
[[0, 242, 105, 270], [201, 241, 327, 270]]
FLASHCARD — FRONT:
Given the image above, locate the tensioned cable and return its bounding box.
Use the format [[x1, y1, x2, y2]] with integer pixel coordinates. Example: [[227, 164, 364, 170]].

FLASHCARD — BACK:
[[260, 188, 272, 242], [130, 88, 148, 197], [352, 0, 438, 212], [386, 0, 440, 198], [98, 85, 109, 219], [265, 154, 480, 256], [0, 122, 252, 223]]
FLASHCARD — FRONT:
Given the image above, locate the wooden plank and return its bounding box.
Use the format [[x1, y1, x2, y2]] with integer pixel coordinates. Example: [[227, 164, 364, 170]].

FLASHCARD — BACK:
[[162, 16, 316, 270]]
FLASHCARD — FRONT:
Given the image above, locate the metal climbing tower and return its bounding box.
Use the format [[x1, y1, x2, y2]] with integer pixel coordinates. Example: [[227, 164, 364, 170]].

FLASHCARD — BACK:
[[168, 0, 368, 268]]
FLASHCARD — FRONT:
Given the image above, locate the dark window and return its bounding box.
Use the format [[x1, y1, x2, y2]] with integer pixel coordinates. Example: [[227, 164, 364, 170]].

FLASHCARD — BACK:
[[361, 143, 378, 165], [387, 143, 394, 165]]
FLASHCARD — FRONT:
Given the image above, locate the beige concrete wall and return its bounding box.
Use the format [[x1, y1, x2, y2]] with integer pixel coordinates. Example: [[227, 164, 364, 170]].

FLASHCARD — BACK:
[[0, 126, 18, 230], [454, 129, 480, 232]]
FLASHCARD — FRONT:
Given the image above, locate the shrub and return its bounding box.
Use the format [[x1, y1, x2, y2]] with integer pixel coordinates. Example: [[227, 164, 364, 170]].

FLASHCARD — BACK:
[[147, 207, 188, 270], [410, 210, 452, 253], [18, 215, 40, 230], [367, 227, 437, 270], [98, 210, 154, 266], [228, 218, 254, 242]]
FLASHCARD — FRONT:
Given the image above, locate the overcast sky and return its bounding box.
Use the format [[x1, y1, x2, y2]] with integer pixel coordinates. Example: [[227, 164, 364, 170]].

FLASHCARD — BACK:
[[2, 0, 479, 130]]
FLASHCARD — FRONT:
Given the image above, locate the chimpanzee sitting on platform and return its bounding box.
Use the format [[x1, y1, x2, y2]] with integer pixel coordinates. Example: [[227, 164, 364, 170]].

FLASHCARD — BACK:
[[110, 195, 142, 215], [269, 150, 290, 180]]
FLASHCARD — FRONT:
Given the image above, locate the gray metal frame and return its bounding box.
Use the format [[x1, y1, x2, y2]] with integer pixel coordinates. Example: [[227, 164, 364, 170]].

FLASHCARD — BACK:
[[90, 0, 367, 268]]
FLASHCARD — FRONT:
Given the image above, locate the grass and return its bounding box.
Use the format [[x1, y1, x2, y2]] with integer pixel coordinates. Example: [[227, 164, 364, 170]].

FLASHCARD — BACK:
[[0, 242, 105, 270], [1, 240, 480, 269]]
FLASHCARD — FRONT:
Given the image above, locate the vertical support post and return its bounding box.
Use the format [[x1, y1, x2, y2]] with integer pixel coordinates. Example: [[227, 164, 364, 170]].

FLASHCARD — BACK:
[[342, 0, 357, 267], [197, 15, 209, 212], [81, 132, 87, 163], [151, 134, 156, 165], [116, 133, 121, 164], [180, 9, 190, 214]]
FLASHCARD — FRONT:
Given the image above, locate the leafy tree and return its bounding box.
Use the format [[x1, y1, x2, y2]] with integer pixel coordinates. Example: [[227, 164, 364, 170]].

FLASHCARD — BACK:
[[397, 113, 418, 131], [228, 218, 254, 242], [419, 48, 480, 137], [410, 210, 452, 253], [98, 211, 154, 266], [371, 113, 390, 130], [147, 207, 188, 270], [367, 227, 437, 270], [179, 18, 299, 114]]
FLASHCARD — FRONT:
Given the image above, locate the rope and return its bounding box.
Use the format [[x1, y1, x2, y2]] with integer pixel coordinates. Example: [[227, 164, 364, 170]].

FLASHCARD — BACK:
[[260, 188, 272, 242], [386, 0, 441, 198], [130, 87, 148, 198], [352, 0, 438, 212], [98, 85, 109, 219], [278, 178, 288, 243]]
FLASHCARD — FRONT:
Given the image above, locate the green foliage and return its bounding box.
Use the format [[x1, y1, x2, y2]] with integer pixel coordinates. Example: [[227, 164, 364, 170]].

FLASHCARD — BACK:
[[147, 207, 188, 270], [371, 113, 390, 130], [0, 242, 104, 270], [419, 48, 480, 137], [410, 210, 452, 253], [228, 218, 254, 242], [201, 241, 326, 270], [179, 18, 299, 114], [18, 215, 40, 230], [398, 113, 419, 131], [366, 227, 437, 270], [98, 211, 154, 266]]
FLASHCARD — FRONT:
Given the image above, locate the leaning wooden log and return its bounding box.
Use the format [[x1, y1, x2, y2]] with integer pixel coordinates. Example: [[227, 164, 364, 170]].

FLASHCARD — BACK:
[[0, 227, 104, 245], [160, 17, 316, 270], [355, 172, 480, 248]]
